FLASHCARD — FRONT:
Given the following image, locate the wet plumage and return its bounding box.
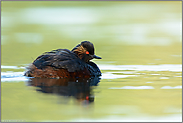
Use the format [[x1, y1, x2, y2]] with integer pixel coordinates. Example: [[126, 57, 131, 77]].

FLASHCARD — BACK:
[[24, 41, 102, 78]]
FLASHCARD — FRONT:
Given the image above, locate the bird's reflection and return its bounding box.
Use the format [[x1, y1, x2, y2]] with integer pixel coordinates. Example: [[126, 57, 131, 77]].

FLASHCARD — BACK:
[[27, 77, 101, 104]]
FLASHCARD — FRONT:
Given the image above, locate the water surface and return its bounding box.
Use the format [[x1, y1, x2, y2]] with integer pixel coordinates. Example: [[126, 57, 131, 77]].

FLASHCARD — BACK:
[[1, 1, 182, 122]]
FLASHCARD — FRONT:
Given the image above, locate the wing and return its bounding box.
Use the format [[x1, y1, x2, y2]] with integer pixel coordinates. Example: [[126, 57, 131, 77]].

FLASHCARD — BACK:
[[33, 49, 86, 72]]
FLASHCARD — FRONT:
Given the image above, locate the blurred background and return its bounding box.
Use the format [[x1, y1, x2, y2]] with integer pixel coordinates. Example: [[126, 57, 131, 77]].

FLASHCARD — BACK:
[[1, 1, 182, 66], [1, 1, 182, 122]]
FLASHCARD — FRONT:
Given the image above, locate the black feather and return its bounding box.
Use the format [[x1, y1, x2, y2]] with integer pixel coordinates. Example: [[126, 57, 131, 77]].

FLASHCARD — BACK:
[[32, 48, 101, 75], [33, 49, 86, 72]]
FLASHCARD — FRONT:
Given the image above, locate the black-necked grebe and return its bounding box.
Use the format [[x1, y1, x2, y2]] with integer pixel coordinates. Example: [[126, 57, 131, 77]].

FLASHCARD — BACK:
[[24, 41, 102, 78]]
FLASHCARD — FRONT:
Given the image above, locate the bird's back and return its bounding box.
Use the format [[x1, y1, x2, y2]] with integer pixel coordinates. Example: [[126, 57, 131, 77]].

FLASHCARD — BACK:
[[25, 49, 101, 78]]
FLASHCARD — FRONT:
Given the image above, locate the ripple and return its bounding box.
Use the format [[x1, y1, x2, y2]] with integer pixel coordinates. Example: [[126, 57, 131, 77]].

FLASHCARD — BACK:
[[174, 76, 182, 77], [102, 72, 138, 79], [1, 65, 25, 69], [159, 77, 169, 79], [1, 66, 19, 69], [161, 86, 182, 89], [1, 77, 28, 82], [99, 64, 182, 72], [1, 71, 28, 82], [150, 74, 161, 75], [109, 86, 154, 89]]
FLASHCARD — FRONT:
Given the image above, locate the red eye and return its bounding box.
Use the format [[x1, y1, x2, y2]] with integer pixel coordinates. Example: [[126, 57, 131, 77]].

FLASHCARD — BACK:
[[86, 51, 89, 54], [86, 96, 89, 100]]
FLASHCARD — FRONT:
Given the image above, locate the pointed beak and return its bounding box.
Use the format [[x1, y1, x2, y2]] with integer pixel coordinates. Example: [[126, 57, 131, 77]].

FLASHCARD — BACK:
[[92, 55, 102, 59]]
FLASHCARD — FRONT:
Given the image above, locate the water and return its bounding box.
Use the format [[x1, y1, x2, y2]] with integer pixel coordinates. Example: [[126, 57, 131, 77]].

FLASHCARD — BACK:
[[1, 64, 182, 122], [1, 1, 182, 122]]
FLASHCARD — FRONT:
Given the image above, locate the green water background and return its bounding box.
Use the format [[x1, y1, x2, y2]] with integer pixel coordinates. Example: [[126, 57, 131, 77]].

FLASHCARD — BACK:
[[1, 1, 182, 122]]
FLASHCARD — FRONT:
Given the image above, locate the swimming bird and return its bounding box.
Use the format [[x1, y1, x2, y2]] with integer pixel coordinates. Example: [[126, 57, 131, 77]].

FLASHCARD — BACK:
[[24, 41, 102, 78]]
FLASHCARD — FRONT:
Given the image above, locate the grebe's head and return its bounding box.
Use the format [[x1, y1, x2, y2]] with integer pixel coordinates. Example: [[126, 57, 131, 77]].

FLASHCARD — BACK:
[[72, 41, 102, 62]]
